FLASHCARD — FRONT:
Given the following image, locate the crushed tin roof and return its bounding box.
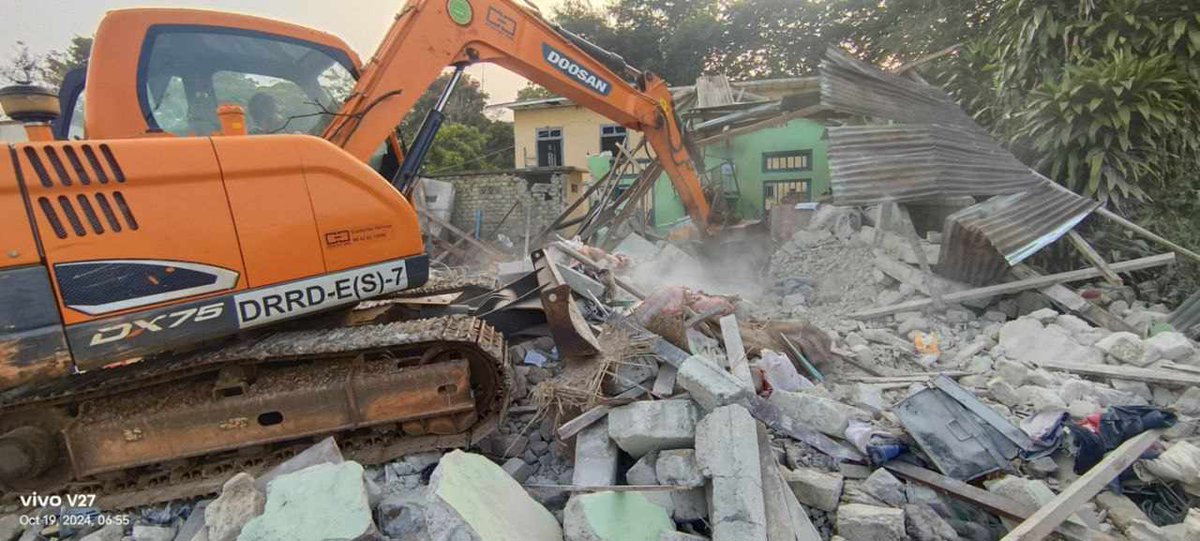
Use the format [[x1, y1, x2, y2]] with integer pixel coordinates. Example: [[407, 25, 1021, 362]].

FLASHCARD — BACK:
[[819, 47, 979, 129]]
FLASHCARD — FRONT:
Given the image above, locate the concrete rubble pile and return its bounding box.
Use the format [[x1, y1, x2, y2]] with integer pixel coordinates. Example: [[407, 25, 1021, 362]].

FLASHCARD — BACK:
[[6, 205, 1200, 541]]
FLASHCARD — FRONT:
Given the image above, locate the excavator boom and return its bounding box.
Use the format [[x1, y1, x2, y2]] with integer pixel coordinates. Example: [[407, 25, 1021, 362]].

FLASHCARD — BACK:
[[326, 0, 712, 229]]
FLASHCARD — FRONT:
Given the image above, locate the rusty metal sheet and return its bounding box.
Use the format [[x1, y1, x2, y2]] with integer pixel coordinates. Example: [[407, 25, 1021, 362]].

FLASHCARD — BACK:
[[532, 248, 601, 357], [937, 184, 1099, 285], [826, 124, 1043, 206], [820, 46, 978, 128], [64, 359, 473, 477]]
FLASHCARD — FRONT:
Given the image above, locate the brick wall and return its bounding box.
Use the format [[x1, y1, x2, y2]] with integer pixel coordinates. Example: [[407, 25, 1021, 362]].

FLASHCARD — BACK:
[[428, 167, 583, 247]]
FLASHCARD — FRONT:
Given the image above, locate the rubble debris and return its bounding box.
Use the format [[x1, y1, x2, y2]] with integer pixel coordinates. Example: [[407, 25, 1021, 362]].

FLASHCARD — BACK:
[[563, 492, 675, 541], [836, 504, 906, 541], [676, 355, 753, 412], [696, 405, 768, 541], [426, 450, 562, 541], [767, 390, 865, 438], [608, 400, 701, 458], [573, 418, 620, 486], [238, 462, 377, 541], [204, 472, 264, 541], [904, 504, 959, 541], [781, 468, 843, 512]]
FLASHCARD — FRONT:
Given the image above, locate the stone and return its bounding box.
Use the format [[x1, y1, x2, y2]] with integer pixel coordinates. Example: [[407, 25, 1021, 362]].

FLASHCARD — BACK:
[[1017, 385, 1067, 410], [781, 468, 843, 512], [1028, 308, 1059, 323], [836, 504, 905, 541], [675, 356, 752, 412], [238, 461, 376, 541], [0, 516, 21, 541], [78, 523, 124, 541], [998, 319, 1103, 365], [608, 400, 700, 458], [985, 476, 1094, 530], [377, 490, 429, 540], [626, 452, 659, 485], [1173, 387, 1200, 416], [861, 468, 906, 507], [574, 418, 620, 486], [486, 434, 529, 458], [994, 359, 1028, 386], [897, 317, 930, 337], [1146, 331, 1194, 360], [1111, 380, 1153, 402], [904, 504, 959, 541], [424, 450, 562, 541], [1026, 456, 1058, 477], [254, 436, 343, 493], [658, 533, 708, 541], [131, 525, 175, 541], [982, 311, 1008, 323], [204, 473, 264, 541], [767, 391, 867, 438], [905, 484, 951, 518], [695, 406, 767, 541], [502, 457, 534, 483], [655, 450, 704, 488], [989, 379, 1021, 408], [563, 492, 674, 541], [1095, 332, 1147, 365]]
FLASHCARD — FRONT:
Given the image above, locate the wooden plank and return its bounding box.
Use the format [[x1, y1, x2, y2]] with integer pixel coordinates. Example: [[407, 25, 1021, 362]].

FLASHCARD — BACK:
[[851, 253, 1176, 319], [553, 241, 648, 300], [720, 314, 755, 392], [1001, 430, 1161, 541], [1160, 361, 1200, 375], [885, 462, 1117, 541], [758, 424, 822, 541], [898, 205, 944, 309], [1036, 360, 1200, 388], [1066, 231, 1122, 285]]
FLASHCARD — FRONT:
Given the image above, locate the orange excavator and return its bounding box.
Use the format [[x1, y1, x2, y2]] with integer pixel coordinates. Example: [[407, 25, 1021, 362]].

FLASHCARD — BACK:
[[0, 0, 711, 500]]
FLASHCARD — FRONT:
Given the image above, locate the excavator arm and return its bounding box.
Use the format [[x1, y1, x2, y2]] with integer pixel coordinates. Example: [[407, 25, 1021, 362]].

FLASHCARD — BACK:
[[323, 0, 711, 230]]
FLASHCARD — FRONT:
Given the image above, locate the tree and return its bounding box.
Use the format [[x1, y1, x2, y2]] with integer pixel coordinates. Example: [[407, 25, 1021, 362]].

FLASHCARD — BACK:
[[516, 83, 556, 101], [42, 35, 91, 87], [1, 42, 44, 85], [401, 72, 515, 173], [400, 72, 492, 141]]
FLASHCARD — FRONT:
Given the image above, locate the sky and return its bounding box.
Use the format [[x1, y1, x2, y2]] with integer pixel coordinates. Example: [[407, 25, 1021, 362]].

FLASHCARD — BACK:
[[0, 0, 589, 110]]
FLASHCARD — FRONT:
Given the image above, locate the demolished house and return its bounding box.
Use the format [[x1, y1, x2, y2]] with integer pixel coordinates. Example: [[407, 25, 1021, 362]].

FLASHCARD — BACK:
[[9, 49, 1200, 541]]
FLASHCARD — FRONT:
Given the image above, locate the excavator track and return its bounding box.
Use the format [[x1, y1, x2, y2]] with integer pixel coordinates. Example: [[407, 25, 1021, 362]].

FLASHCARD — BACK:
[[0, 315, 511, 509]]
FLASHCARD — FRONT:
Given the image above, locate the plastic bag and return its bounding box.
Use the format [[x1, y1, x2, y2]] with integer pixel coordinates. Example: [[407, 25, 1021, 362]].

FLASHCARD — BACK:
[[912, 331, 940, 367], [758, 349, 813, 392]]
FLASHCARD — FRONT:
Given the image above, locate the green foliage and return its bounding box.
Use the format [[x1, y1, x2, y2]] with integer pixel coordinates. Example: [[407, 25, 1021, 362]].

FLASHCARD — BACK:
[[400, 72, 514, 173], [516, 83, 556, 101], [42, 35, 91, 87]]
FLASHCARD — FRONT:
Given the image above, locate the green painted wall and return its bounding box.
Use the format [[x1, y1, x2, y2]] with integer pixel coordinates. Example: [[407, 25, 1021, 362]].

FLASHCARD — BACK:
[[587, 117, 829, 231]]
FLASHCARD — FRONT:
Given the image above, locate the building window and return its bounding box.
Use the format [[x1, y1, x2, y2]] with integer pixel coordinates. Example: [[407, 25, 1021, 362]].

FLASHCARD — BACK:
[[763, 179, 811, 211], [536, 127, 564, 167], [762, 150, 812, 173], [599, 125, 628, 157]]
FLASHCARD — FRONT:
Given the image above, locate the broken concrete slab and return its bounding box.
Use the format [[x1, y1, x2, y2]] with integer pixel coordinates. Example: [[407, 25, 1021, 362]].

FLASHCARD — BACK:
[[627, 451, 660, 485], [502, 457, 535, 484], [377, 490, 429, 540], [238, 461, 376, 541], [696, 406, 767, 541], [254, 436, 344, 493], [425, 450, 562, 541], [655, 450, 704, 488], [998, 318, 1104, 365], [676, 355, 753, 412], [563, 492, 675, 541], [836, 504, 905, 541], [1145, 331, 1194, 361], [766, 391, 866, 438], [204, 472, 264, 541], [756, 426, 822, 541], [608, 400, 700, 458], [782, 468, 843, 512], [1095, 332, 1147, 365], [862, 468, 907, 507], [131, 525, 174, 541], [903, 504, 959, 541], [574, 418, 620, 486]]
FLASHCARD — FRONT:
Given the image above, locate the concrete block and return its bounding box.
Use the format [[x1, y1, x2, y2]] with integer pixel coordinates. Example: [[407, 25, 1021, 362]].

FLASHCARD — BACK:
[[782, 468, 843, 512], [609, 400, 700, 458], [696, 406, 766, 541], [239, 462, 375, 541], [1174, 387, 1200, 416], [626, 451, 659, 485], [204, 473, 264, 541], [861, 468, 906, 507], [999, 319, 1103, 365], [502, 457, 535, 483], [563, 492, 675, 541], [1146, 331, 1195, 360], [1096, 332, 1147, 365], [659, 533, 708, 541], [676, 355, 752, 412], [131, 525, 174, 541], [377, 490, 429, 540], [424, 450, 562, 541], [78, 523, 123, 541], [903, 504, 958, 541], [836, 504, 905, 541], [574, 418, 620, 486], [1017, 385, 1067, 410], [994, 359, 1028, 386], [767, 391, 866, 438], [655, 450, 704, 488]]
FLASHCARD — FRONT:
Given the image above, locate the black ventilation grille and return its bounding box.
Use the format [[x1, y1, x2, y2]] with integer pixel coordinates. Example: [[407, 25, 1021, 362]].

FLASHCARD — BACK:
[[22, 144, 122, 187], [36, 193, 137, 238]]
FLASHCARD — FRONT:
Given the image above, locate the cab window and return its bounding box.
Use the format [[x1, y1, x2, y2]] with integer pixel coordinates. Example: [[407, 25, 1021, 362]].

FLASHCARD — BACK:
[[139, 27, 357, 137]]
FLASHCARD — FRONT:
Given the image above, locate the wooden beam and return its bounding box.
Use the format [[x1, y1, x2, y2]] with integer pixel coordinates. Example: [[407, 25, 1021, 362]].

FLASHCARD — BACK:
[[421, 211, 505, 259], [553, 241, 647, 300], [1036, 360, 1200, 388], [720, 314, 755, 392], [898, 205, 943, 309], [885, 462, 1118, 541], [1095, 207, 1200, 265], [851, 253, 1175, 319], [843, 372, 969, 383], [555, 383, 649, 440], [1001, 430, 1162, 541], [1010, 265, 1137, 333], [1066, 230, 1122, 285]]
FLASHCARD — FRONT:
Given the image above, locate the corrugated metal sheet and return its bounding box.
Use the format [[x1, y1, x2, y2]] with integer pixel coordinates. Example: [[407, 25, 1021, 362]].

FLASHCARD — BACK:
[[937, 184, 1100, 285], [820, 47, 979, 128], [1168, 290, 1200, 337], [826, 124, 1043, 206]]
